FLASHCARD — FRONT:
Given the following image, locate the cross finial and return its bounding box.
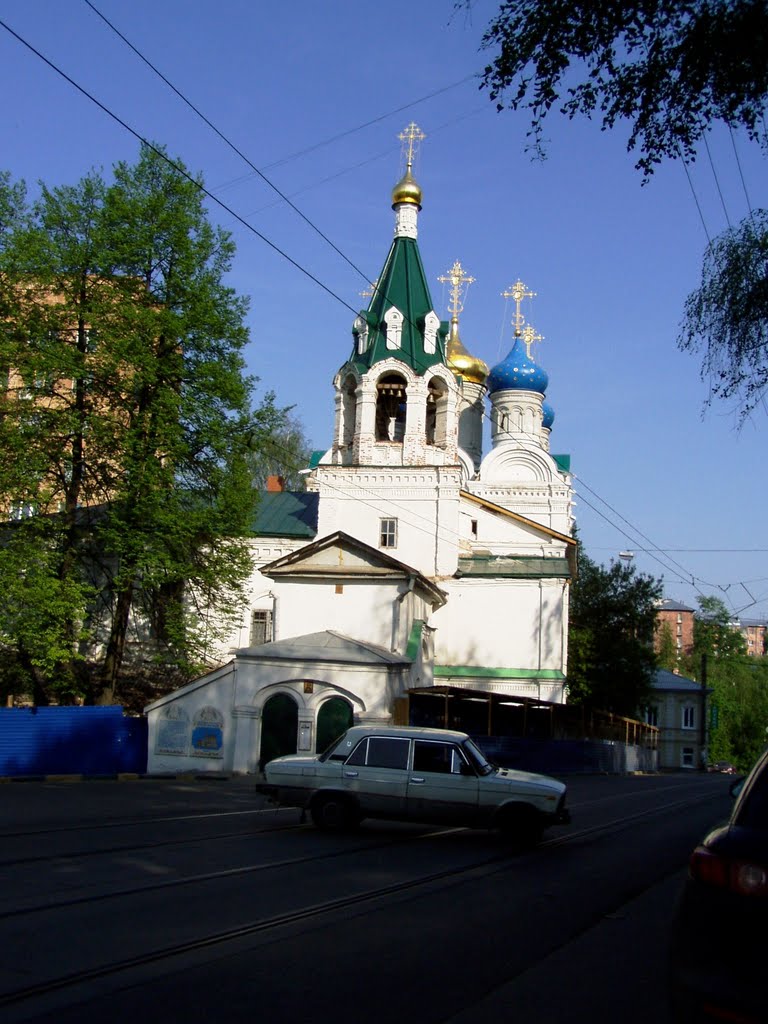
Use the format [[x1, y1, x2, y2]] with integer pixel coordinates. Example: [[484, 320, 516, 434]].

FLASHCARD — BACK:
[[521, 322, 544, 358], [438, 260, 475, 319], [502, 279, 536, 336], [398, 122, 426, 171], [360, 279, 378, 300]]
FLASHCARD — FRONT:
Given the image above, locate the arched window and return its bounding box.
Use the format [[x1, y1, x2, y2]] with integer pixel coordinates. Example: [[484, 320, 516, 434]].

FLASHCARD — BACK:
[[384, 306, 404, 350], [423, 311, 440, 355], [342, 374, 357, 448], [375, 373, 407, 442], [353, 315, 369, 354], [426, 376, 449, 446]]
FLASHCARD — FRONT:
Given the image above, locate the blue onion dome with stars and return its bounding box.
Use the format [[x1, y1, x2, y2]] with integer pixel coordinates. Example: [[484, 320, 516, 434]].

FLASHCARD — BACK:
[[542, 400, 555, 429], [487, 336, 549, 395]]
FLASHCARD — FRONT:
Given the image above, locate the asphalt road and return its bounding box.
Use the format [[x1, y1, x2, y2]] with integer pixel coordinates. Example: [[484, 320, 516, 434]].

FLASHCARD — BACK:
[[0, 772, 735, 1023]]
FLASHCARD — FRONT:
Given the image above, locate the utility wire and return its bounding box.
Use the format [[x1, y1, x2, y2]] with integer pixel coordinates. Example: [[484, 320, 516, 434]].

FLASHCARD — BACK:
[[703, 132, 732, 228], [729, 126, 755, 216], [4, 16, 763, 609]]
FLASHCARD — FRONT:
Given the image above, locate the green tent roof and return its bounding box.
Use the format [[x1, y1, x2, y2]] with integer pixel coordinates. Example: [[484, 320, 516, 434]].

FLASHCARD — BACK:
[[349, 236, 447, 375]]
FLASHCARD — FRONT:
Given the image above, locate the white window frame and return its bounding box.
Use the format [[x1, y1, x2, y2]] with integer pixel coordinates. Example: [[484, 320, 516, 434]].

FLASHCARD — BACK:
[[384, 306, 404, 350], [380, 517, 398, 549], [250, 608, 273, 646], [682, 705, 696, 730]]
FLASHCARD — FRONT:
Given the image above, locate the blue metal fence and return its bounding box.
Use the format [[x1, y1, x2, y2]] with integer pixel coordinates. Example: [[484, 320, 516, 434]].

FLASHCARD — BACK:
[[0, 706, 147, 777]]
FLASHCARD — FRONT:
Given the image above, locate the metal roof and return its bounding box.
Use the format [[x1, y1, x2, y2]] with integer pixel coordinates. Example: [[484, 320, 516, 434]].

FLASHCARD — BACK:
[[250, 491, 318, 538]]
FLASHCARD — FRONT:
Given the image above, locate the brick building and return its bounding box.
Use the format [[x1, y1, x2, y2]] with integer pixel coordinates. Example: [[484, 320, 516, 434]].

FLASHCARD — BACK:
[[655, 598, 695, 666]]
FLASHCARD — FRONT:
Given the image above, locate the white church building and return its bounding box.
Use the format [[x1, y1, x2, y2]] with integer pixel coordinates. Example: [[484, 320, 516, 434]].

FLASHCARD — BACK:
[[146, 126, 576, 775]]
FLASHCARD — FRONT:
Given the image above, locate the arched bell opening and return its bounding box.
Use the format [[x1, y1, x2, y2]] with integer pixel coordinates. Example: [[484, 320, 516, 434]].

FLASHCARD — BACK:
[[426, 376, 449, 447], [341, 374, 357, 449], [375, 372, 407, 442]]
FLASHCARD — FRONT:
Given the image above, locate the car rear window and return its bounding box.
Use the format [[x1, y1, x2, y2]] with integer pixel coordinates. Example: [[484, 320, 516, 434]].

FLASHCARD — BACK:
[[346, 736, 410, 770]]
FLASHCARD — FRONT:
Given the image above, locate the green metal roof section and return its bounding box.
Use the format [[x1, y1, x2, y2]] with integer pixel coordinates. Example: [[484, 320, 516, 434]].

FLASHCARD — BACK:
[[350, 236, 448, 376], [250, 491, 318, 538], [434, 665, 565, 680], [456, 555, 571, 578], [553, 454, 571, 473]]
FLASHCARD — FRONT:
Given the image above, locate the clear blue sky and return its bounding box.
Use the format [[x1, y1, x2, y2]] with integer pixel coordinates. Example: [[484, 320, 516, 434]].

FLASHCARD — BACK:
[[2, 0, 766, 620]]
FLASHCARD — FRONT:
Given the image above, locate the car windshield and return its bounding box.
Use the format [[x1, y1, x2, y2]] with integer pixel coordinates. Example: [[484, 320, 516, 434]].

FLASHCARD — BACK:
[[317, 731, 352, 762], [462, 738, 494, 776]]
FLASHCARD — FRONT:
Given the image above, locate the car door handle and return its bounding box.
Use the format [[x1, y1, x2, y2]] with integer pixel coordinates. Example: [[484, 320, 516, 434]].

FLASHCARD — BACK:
[[343, 770, 359, 778], [410, 776, 425, 784]]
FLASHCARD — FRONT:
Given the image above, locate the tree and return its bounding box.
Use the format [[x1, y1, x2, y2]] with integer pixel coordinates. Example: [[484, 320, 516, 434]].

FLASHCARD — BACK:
[[706, 657, 768, 771], [247, 408, 313, 491], [679, 210, 768, 417], [0, 145, 285, 706], [467, 1, 768, 416], [567, 548, 662, 716], [680, 596, 766, 771], [656, 619, 679, 672], [469, 0, 768, 176], [686, 595, 747, 668]]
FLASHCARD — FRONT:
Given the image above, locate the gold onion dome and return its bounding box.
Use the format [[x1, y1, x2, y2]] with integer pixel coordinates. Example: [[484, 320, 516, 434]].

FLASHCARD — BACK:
[[391, 168, 423, 209], [446, 317, 488, 384]]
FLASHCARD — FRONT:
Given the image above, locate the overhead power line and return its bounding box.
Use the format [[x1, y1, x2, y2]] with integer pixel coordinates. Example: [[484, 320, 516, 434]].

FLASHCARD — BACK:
[[2, 14, 765, 611]]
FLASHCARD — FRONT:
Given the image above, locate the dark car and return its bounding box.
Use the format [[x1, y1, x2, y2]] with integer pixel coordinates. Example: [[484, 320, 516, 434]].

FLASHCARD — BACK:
[[668, 749, 768, 1022], [708, 760, 738, 774]]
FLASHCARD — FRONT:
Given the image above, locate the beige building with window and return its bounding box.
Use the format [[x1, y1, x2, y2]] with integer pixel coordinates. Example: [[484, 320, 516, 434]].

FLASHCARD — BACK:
[[646, 669, 710, 770]]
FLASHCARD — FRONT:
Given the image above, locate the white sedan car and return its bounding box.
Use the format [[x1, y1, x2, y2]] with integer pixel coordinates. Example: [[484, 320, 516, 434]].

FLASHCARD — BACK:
[[257, 725, 570, 845]]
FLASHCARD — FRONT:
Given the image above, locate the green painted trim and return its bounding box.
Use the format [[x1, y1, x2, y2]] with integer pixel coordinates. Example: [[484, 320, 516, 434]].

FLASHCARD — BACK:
[[405, 620, 423, 661], [434, 665, 565, 681]]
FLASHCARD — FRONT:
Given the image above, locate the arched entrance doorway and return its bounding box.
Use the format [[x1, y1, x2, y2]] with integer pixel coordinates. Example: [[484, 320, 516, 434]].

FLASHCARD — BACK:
[[259, 693, 298, 770], [316, 697, 354, 753]]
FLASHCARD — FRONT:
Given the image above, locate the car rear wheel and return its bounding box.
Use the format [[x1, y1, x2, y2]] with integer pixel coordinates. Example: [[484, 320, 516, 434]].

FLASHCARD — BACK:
[[310, 794, 358, 831]]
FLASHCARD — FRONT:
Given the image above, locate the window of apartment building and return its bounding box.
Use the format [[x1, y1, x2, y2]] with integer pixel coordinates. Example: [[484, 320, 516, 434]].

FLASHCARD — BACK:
[[681, 747, 695, 768], [9, 501, 37, 520], [682, 705, 696, 730], [250, 609, 273, 646], [380, 518, 398, 549]]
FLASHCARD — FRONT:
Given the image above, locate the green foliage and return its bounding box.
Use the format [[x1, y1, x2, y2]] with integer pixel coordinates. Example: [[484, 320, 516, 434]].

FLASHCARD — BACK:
[[684, 595, 748, 669], [656, 620, 679, 672], [706, 657, 768, 771], [469, 0, 768, 178], [468, 1, 768, 417], [566, 547, 662, 715], [247, 408, 313, 491], [0, 145, 286, 705], [0, 519, 95, 705], [679, 210, 768, 418], [680, 596, 764, 771]]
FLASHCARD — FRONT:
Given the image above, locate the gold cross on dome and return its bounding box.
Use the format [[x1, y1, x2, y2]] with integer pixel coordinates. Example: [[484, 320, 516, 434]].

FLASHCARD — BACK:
[[521, 322, 544, 358], [437, 260, 475, 318], [502, 279, 536, 336], [360, 279, 378, 300], [398, 122, 426, 170]]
